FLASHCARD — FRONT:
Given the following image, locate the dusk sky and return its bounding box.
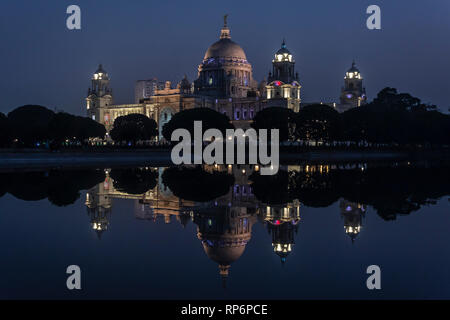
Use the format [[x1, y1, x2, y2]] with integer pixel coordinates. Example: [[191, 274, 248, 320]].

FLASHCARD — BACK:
[[0, 0, 449, 116]]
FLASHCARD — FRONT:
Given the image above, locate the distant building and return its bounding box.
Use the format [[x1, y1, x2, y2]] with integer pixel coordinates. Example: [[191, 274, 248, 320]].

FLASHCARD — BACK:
[[339, 61, 367, 110], [134, 79, 162, 103]]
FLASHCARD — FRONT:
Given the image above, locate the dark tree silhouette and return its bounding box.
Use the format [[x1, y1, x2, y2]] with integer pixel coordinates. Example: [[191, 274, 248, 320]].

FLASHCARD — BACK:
[[295, 104, 341, 143], [8, 105, 55, 146], [48, 112, 106, 146], [0, 112, 11, 147], [342, 88, 450, 145], [162, 108, 233, 142], [110, 113, 157, 143], [252, 107, 296, 141]]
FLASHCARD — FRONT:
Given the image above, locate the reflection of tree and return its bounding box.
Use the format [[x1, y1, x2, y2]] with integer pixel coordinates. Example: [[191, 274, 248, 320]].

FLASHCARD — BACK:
[[0, 169, 105, 206], [7, 172, 49, 201], [290, 170, 341, 207], [0, 180, 6, 198], [250, 164, 450, 220], [249, 170, 293, 205], [161, 166, 234, 202], [339, 167, 450, 220], [109, 168, 157, 195]]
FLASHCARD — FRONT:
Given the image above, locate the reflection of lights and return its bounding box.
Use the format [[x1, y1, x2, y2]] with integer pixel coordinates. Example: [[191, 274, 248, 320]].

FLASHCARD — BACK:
[[273, 243, 292, 253], [346, 206, 352, 212]]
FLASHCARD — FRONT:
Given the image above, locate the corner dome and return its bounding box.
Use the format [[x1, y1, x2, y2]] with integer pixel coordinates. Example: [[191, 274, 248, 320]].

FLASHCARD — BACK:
[[276, 40, 291, 55], [347, 61, 360, 73], [204, 38, 247, 61]]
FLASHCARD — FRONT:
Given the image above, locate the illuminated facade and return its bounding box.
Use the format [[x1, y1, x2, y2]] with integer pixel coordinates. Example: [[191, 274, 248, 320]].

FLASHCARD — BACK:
[[86, 19, 369, 135], [339, 61, 367, 110], [85, 17, 305, 134], [266, 40, 301, 112]]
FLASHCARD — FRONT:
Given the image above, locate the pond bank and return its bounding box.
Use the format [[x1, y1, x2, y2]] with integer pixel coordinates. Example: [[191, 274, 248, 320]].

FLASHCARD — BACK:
[[0, 148, 448, 170]]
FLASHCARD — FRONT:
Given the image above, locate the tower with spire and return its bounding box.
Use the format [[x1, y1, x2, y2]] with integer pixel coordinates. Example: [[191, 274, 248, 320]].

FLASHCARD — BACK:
[[86, 64, 114, 129], [340, 60, 367, 108], [266, 40, 301, 112]]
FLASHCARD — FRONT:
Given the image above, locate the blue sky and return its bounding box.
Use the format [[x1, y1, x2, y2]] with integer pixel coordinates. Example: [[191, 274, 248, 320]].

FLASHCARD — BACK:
[[0, 0, 449, 115]]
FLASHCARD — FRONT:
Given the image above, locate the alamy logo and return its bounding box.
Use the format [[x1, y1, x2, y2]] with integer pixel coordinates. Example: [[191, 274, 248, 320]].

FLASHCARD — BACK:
[[170, 121, 279, 175], [366, 265, 381, 290], [66, 265, 81, 290], [66, 5, 81, 30], [366, 5, 381, 30]]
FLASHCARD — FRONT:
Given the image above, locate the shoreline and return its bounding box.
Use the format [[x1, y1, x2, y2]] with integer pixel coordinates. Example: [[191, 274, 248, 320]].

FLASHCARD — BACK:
[[0, 149, 448, 170]]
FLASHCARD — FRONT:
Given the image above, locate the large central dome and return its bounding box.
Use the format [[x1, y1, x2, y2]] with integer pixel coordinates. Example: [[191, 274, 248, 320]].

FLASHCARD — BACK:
[[194, 16, 255, 98], [204, 38, 247, 60], [203, 18, 247, 61]]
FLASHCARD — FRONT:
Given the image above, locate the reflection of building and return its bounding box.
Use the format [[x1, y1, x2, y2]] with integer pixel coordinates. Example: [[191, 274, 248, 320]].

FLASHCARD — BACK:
[[340, 200, 366, 242], [85, 173, 112, 239], [84, 168, 195, 231], [261, 200, 301, 263], [193, 204, 257, 287]]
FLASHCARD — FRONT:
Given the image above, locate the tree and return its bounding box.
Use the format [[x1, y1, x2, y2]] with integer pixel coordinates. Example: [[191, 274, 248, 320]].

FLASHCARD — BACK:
[[251, 107, 296, 141], [110, 113, 157, 143], [72, 116, 106, 141], [162, 108, 233, 142], [295, 104, 341, 143], [343, 88, 450, 145], [8, 105, 55, 146], [0, 112, 11, 147]]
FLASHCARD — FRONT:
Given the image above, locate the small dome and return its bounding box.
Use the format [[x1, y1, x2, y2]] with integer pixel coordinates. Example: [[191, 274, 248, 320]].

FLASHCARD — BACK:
[[276, 40, 291, 55], [204, 38, 247, 61], [348, 61, 360, 73], [180, 75, 190, 89], [93, 64, 109, 80], [95, 64, 106, 74]]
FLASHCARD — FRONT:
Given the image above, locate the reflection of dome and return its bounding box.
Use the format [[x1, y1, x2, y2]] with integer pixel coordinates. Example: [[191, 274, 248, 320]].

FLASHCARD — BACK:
[[204, 38, 247, 61], [194, 205, 255, 287], [202, 242, 246, 266]]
